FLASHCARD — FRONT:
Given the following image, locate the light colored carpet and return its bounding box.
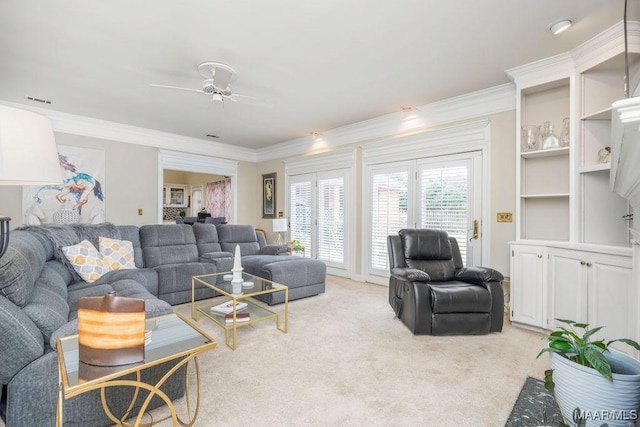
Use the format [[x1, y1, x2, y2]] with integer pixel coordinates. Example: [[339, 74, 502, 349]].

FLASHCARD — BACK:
[[158, 275, 550, 426], [0, 276, 549, 427]]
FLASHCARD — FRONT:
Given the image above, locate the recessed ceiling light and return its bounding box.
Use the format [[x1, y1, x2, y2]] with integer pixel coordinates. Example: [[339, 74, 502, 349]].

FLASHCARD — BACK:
[[309, 131, 322, 137], [548, 19, 572, 35], [401, 105, 414, 112]]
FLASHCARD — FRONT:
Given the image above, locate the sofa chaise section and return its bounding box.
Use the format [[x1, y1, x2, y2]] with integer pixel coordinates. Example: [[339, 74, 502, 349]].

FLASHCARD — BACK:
[[212, 224, 327, 305]]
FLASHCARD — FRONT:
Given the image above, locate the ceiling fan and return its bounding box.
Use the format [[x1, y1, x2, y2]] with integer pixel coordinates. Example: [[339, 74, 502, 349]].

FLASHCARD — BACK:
[[150, 62, 266, 106]]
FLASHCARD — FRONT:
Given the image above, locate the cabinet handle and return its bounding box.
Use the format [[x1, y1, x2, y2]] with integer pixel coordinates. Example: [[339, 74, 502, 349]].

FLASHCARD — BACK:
[[586, 262, 592, 267], [580, 261, 585, 266], [537, 253, 542, 258]]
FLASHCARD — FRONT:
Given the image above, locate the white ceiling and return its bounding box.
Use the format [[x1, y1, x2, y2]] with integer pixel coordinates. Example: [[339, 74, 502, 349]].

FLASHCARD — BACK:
[[0, 1, 629, 150]]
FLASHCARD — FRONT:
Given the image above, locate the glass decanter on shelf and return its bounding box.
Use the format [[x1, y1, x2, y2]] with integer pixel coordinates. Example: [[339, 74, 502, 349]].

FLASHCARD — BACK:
[[541, 121, 559, 150], [559, 117, 570, 147]]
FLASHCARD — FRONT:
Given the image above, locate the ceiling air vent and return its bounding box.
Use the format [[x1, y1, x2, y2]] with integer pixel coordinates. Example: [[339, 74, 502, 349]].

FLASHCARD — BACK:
[[25, 95, 52, 105]]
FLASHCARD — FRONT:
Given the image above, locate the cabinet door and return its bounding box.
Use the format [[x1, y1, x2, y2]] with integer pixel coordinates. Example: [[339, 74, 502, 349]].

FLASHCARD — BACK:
[[548, 250, 587, 329], [587, 254, 633, 350], [510, 245, 545, 327]]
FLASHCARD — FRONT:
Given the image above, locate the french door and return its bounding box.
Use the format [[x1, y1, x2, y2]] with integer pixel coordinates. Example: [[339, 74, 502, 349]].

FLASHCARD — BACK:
[[366, 152, 482, 283], [288, 170, 348, 271]]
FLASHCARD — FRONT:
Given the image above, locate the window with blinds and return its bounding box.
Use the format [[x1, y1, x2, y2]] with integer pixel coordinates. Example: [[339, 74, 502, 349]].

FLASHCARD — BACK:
[[289, 180, 312, 257], [420, 165, 469, 263], [370, 170, 409, 271], [317, 177, 344, 263]]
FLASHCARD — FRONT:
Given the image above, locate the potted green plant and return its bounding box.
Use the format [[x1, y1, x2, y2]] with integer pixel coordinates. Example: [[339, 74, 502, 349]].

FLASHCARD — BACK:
[[538, 319, 640, 426]]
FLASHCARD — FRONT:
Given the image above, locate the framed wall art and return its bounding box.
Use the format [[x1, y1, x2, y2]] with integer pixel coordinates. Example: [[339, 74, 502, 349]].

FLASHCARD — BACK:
[[262, 172, 276, 219], [23, 145, 106, 225]]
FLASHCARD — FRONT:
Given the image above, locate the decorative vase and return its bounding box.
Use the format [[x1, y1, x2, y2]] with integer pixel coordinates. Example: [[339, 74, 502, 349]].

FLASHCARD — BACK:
[[551, 350, 640, 427], [521, 125, 540, 152]]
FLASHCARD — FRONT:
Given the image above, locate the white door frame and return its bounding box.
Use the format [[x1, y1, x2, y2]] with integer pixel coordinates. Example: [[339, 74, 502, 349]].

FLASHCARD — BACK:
[[158, 150, 238, 224], [362, 120, 491, 285]]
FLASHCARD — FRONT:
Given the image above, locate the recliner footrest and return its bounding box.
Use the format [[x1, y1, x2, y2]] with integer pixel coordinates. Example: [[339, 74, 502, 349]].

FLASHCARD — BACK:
[[430, 283, 491, 314]]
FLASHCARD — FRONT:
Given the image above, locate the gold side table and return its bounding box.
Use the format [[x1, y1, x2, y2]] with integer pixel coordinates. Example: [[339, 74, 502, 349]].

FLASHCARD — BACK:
[[56, 313, 216, 427]]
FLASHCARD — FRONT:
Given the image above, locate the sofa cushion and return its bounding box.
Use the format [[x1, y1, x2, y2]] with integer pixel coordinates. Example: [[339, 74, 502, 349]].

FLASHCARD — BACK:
[[139, 225, 199, 267], [192, 224, 223, 255], [117, 225, 144, 268], [99, 236, 137, 270], [21, 262, 70, 343], [61, 240, 110, 283], [0, 231, 50, 308], [95, 268, 159, 297], [0, 296, 44, 384], [217, 224, 260, 255]]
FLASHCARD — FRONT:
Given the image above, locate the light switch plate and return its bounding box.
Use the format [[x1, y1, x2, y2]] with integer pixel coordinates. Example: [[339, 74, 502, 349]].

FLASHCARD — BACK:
[[497, 212, 513, 222]]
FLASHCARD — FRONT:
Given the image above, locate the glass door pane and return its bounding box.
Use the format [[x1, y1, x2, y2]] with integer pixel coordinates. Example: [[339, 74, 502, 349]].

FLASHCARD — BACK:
[[318, 176, 344, 265], [370, 169, 410, 272], [289, 178, 313, 258]]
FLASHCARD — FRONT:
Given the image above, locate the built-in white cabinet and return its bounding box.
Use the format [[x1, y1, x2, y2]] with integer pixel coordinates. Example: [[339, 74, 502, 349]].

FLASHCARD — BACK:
[[506, 22, 640, 351], [547, 249, 633, 339], [510, 245, 546, 328], [511, 244, 633, 346], [163, 184, 187, 207]]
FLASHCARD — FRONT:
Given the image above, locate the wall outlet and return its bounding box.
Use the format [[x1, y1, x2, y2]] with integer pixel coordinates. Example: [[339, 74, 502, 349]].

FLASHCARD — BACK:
[[138, 209, 143, 216], [497, 212, 513, 223]]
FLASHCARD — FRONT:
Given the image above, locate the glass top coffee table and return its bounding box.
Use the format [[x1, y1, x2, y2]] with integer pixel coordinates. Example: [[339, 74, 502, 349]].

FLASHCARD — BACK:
[[191, 271, 289, 350]]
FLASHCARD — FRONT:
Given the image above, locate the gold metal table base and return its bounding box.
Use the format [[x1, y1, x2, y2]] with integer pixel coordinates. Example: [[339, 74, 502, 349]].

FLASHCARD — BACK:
[[56, 314, 215, 427]]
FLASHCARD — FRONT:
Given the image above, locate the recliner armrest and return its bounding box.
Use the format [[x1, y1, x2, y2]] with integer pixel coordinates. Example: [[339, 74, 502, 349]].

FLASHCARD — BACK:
[[390, 267, 431, 282], [455, 266, 503, 284], [199, 252, 233, 261], [258, 245, 288, 255]]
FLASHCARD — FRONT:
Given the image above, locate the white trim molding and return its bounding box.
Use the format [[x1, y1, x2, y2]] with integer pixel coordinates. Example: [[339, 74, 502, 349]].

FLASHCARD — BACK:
[[0, 100, 256, 163], [257, 84, 514, 162]]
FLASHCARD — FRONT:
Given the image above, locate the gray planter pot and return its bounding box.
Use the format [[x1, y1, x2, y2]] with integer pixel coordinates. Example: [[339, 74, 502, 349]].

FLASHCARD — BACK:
[[551, 350, 640, 427]]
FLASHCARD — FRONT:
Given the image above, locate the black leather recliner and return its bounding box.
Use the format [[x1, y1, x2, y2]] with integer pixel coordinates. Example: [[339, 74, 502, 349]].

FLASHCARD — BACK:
[[387, 229, 504, 335]]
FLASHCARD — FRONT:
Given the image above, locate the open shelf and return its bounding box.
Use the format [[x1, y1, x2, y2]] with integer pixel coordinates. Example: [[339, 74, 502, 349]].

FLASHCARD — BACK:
[[521, 146, 570, 159]]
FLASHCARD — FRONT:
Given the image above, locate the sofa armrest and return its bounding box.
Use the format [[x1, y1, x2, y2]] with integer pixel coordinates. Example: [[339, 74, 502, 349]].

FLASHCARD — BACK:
[[454, 266, 503, 285], [199, 252, 233, 261], [200, 252, 234, 273], [390, 267, 431, 283], [258, 245, 287, 255]]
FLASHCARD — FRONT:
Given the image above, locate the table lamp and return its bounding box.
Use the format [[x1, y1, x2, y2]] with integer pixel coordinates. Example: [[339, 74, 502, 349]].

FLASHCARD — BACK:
[[272, 218, 288, 245], [0, 105, 62, 258]]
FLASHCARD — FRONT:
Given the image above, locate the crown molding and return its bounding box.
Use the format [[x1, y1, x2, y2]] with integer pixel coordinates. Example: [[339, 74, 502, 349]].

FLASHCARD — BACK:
[[572, 21, 640, 72], [505, 52, 574, 88], [256, 83, 515, 162], [0, 100, 257, 163]]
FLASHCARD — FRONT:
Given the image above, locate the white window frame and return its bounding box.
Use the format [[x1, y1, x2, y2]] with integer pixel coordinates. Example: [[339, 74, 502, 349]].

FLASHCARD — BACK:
[[362, 120, 491, 285]]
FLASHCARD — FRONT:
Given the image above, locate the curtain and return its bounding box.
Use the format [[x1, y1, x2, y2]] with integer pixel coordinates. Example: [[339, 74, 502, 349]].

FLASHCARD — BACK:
[[205, 178, 232, 222]]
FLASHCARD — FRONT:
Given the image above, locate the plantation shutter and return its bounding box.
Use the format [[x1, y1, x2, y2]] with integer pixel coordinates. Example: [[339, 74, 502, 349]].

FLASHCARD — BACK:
[[317, 176, 344, 263], [419, 164, 469, 264], [370, 169, 410, 271], [289, 179, 312, 257]]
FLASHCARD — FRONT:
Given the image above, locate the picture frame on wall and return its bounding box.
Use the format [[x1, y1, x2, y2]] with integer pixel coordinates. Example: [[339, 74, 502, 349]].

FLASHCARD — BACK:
[[262, 172, 276, 219]]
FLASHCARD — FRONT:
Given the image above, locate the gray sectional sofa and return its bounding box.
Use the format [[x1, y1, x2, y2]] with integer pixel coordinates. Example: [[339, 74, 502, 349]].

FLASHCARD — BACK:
[[0, 222, 326, 427]]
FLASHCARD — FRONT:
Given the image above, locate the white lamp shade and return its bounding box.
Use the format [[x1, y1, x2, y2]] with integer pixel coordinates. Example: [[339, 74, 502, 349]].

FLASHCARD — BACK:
[[272, 218, 288, 233], [0, 105, 62, 185]]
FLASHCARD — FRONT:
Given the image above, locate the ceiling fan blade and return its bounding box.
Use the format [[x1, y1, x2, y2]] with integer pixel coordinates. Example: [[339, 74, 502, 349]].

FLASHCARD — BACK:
[[228, 93, 273, 108], [149, 84, 205, 94]]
